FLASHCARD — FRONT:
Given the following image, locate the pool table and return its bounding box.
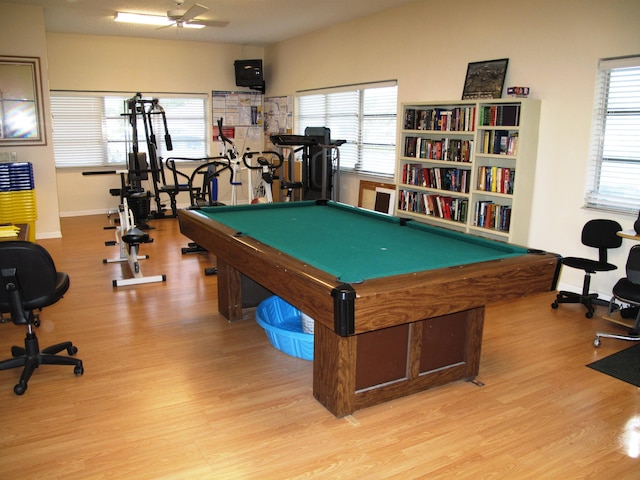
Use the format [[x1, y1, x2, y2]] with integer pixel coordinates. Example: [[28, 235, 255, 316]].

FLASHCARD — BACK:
[[178, 200, 560, 417]]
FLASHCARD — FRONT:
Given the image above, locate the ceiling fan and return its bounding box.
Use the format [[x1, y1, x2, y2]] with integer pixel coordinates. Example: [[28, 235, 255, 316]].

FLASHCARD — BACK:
[[164, 1, 229, 28]]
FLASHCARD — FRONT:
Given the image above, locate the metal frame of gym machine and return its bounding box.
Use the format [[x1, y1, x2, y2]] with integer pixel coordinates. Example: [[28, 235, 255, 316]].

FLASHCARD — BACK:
[[269, 127, 345, 202]]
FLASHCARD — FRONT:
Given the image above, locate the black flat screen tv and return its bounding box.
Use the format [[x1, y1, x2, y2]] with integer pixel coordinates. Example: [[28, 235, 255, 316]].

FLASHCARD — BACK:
[[234, 59, 264, 88]]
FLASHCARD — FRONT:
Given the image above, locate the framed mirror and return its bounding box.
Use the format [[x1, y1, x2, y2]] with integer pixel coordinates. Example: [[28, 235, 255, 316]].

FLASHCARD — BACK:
[[0, 55, 46, 146]]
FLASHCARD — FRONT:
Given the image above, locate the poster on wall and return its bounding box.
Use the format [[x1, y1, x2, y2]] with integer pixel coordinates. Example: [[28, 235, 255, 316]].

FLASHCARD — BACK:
[[264, 95, 293, 137], [211, 90, 263, 144]]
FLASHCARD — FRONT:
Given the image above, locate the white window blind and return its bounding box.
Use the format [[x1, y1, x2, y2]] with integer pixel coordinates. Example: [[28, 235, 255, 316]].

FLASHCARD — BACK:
[[295, 81, 398, 176], [585, 55, 640, 214], [51, 93, 207, 168]]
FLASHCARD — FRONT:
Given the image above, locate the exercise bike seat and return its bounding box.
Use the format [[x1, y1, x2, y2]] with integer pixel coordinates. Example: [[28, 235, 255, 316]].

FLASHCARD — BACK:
[[122, 227, 151, 245]]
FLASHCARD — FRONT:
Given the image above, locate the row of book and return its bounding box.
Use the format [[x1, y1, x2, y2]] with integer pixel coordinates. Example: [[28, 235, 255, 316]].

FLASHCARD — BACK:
[[473, 201, 512, 232], [404, 107, 476, 132], [479, 130, 519, 155], [402, 164, 471, 193], [398, 189, 468, 223], [478, 105, 520, 127], [404, 137, 473, 163], [477, 166, 515, 194]]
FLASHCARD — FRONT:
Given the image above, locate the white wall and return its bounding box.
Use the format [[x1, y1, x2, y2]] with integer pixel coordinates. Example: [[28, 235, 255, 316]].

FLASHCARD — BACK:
[[0, 3, 61, 238], [264, 0, 640, 297]]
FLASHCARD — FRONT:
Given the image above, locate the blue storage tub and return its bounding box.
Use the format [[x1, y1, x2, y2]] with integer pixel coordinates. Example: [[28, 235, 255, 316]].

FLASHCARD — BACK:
[[256, 296, 314, 360]]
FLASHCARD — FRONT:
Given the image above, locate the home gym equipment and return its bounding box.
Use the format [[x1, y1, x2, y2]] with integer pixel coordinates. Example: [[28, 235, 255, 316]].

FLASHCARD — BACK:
[[104, 196, 166, 288], [122, 93, 178, 219], [163, 156, 231, 208], [242, 149, 283, 203], [270, 127, 345, 202]]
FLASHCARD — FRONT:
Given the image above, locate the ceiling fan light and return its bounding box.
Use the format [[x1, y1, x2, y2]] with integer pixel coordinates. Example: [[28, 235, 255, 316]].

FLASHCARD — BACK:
[[114, 12, 172, 27]]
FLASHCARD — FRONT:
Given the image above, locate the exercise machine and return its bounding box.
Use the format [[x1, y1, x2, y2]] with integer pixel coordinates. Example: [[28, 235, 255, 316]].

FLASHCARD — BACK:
[[163, 156, 231, 208], [215, 117, 244, 205], [242, 149, 283, 203], [270, 127, 345, 202], [104, 197, 166, 288], [123, 93, 179, 219]]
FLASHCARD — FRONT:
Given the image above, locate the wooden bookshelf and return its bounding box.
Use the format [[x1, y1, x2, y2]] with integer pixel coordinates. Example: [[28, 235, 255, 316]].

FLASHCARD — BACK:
[[396, 98, 541, 244]]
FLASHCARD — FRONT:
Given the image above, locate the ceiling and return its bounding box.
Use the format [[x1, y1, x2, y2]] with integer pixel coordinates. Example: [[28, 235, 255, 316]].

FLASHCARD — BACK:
[[7, 0, 418, 46]]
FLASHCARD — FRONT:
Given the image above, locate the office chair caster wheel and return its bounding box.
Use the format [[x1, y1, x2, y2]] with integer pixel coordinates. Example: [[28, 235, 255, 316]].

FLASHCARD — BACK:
[[551, 301, 559, 309], [585, 311, 594, 319], [14, 382, 26, 395], [67, 345, 78, 356], [11, 346, 24, 357], [594, 337, 602, 348], [74, 365, 84, 376]]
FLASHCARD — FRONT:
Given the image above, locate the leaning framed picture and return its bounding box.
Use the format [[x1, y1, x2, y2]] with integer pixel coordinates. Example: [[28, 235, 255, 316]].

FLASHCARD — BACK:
[[462, 58, 509, 100]]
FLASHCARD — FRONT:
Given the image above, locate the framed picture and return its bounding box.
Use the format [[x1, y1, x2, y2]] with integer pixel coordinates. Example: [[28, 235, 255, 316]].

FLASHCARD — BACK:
[[0, 55, 47, 146], [358, 180, 396, 214], [462, 58, 509, 100]]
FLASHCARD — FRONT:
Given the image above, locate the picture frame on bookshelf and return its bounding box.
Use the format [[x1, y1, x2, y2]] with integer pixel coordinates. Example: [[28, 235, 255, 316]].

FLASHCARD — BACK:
[[461, 58, 509, 100]]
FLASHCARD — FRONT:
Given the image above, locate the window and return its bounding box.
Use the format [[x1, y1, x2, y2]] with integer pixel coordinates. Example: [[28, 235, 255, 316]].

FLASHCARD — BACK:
[[295, 81, 398, 177], [51, 93, 207, 168], [585, 56, 640, 214]]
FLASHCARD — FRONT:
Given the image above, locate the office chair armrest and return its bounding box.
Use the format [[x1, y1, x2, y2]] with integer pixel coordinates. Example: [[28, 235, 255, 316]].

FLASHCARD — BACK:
[[1, 268, 28, 325]]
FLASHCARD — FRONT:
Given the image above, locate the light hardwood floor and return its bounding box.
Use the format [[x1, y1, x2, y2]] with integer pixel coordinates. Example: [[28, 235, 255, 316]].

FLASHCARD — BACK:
[[1, 213, 639, 479]]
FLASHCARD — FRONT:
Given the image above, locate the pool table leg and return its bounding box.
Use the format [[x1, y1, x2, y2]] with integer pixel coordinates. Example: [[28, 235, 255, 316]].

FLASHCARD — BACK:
[[313, 321, 357, 417], [216, 258, 243, 321]]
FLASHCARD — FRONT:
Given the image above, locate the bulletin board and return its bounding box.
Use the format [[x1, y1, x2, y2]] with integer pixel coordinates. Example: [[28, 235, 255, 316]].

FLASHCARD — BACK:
[[264, 95, 293, 141], [211, 90, 263, 143]]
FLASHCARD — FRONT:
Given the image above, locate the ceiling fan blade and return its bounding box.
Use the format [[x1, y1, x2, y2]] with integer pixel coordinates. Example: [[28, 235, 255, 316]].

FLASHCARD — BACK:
[[187, 19, 230, 28], [182, 3, 209, 23], [156, 22, 178, 30]]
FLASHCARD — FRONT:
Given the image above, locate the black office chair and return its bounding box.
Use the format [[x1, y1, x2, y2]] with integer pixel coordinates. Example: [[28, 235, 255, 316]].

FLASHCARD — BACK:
[[551, 219, 622, 318], [0, 241, 83, 395], [594, 245, 640, 346]]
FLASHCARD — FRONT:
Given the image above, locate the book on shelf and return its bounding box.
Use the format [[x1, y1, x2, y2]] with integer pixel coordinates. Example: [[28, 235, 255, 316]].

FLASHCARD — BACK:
[[403, 137, 473, 162], [404, 108, 417, 130], [398, 189, 468, 223], [507, 132, 518, 155], [481, 130, 516, 155], [476, 166, 515, 194], [402, 164, 471, 193], [479, 105, 520, 127], [404, 106, 476, 132], [473, 201, 512, 232]]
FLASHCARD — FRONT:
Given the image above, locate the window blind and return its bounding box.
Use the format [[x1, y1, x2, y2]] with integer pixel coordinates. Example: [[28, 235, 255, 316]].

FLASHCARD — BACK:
[[51, 93, 207, 168], [296, 82, 398, 177], [585, 55, 640, 214]]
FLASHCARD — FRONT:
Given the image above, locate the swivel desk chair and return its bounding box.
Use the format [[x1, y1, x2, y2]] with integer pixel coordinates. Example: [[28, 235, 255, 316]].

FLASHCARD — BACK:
[[0, 241, 83, 394], [551, 219, 622, 318], [594, 245, 640, 346]]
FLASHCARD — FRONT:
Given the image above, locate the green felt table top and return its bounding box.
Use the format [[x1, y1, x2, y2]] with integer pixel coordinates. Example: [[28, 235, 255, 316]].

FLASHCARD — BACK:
[[196, 201, 528, 283]]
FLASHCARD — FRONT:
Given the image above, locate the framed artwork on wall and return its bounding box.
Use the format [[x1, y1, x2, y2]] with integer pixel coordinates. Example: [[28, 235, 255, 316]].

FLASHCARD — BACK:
[[0, 55, 46, 146], [462, 58, 509, 100]]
